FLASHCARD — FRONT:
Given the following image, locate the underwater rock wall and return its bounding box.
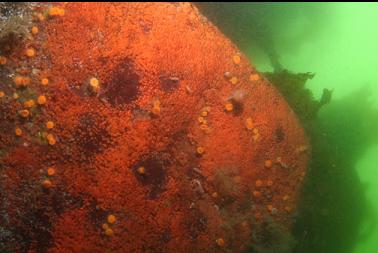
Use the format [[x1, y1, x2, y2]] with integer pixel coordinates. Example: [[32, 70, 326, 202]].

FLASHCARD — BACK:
[[0, 3, 309, 253]]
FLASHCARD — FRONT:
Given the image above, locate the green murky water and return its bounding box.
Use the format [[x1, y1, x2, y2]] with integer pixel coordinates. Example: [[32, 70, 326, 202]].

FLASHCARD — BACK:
[[197, 3, 378, 253]]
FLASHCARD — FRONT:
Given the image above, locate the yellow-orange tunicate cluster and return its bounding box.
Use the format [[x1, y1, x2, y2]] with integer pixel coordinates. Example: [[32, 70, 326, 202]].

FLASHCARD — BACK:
[[34, 12, 45, 22], [14, 76, 31, 88], [229, 76, 238, 85], [233, 54, 241, 65], [249, 73, 260, 82], [48, 7, 65, 17], [24, 99, 35, 108], [46, 134, 56, 145], [198, 106, 211, 133], [101, 214, 117, 236]]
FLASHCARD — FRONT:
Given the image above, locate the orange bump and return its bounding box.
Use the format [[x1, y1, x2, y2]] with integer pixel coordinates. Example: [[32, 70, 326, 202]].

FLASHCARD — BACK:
[[41, 78, 49, 86], [245, 117, 254, 130], [107, 214, 116, 224], [46, 121, 55, 129], [104, 228, 114, 236], [37, 95, 46, 105], [196, 146, 204, 155], [216, 238, 225, 247], [19, 109, 30, 118], [47, 167, 56, 176], [0, 91, 4, 98], [89, 77, 99, 87], [212, 192, 218, 198], [42, 179, 52, 189], [137, 166, 145, 175], [264, 159, 273, 168], [26, 48, 36, 57], [31, 26, 39, 35], [89, 77, 100, 93], [0, 56, 7, 65], [15, 127, 23, 136], [102, 223, 109, 230], [225, 102, 233, 112]]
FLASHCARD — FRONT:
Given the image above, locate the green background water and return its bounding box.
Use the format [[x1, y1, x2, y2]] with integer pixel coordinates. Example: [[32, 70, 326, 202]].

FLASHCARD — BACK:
[[197, 3, 378, 253]]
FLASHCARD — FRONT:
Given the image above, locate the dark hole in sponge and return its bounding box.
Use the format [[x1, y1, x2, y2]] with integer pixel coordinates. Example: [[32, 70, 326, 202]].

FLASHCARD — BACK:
[[101, 58, 140, 107], [132, 155, 167, 199], [275, 125, 285, 143], [229, 98, 244, 116], [74, 112, 111, 159], [0, 32, 23, 56]]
